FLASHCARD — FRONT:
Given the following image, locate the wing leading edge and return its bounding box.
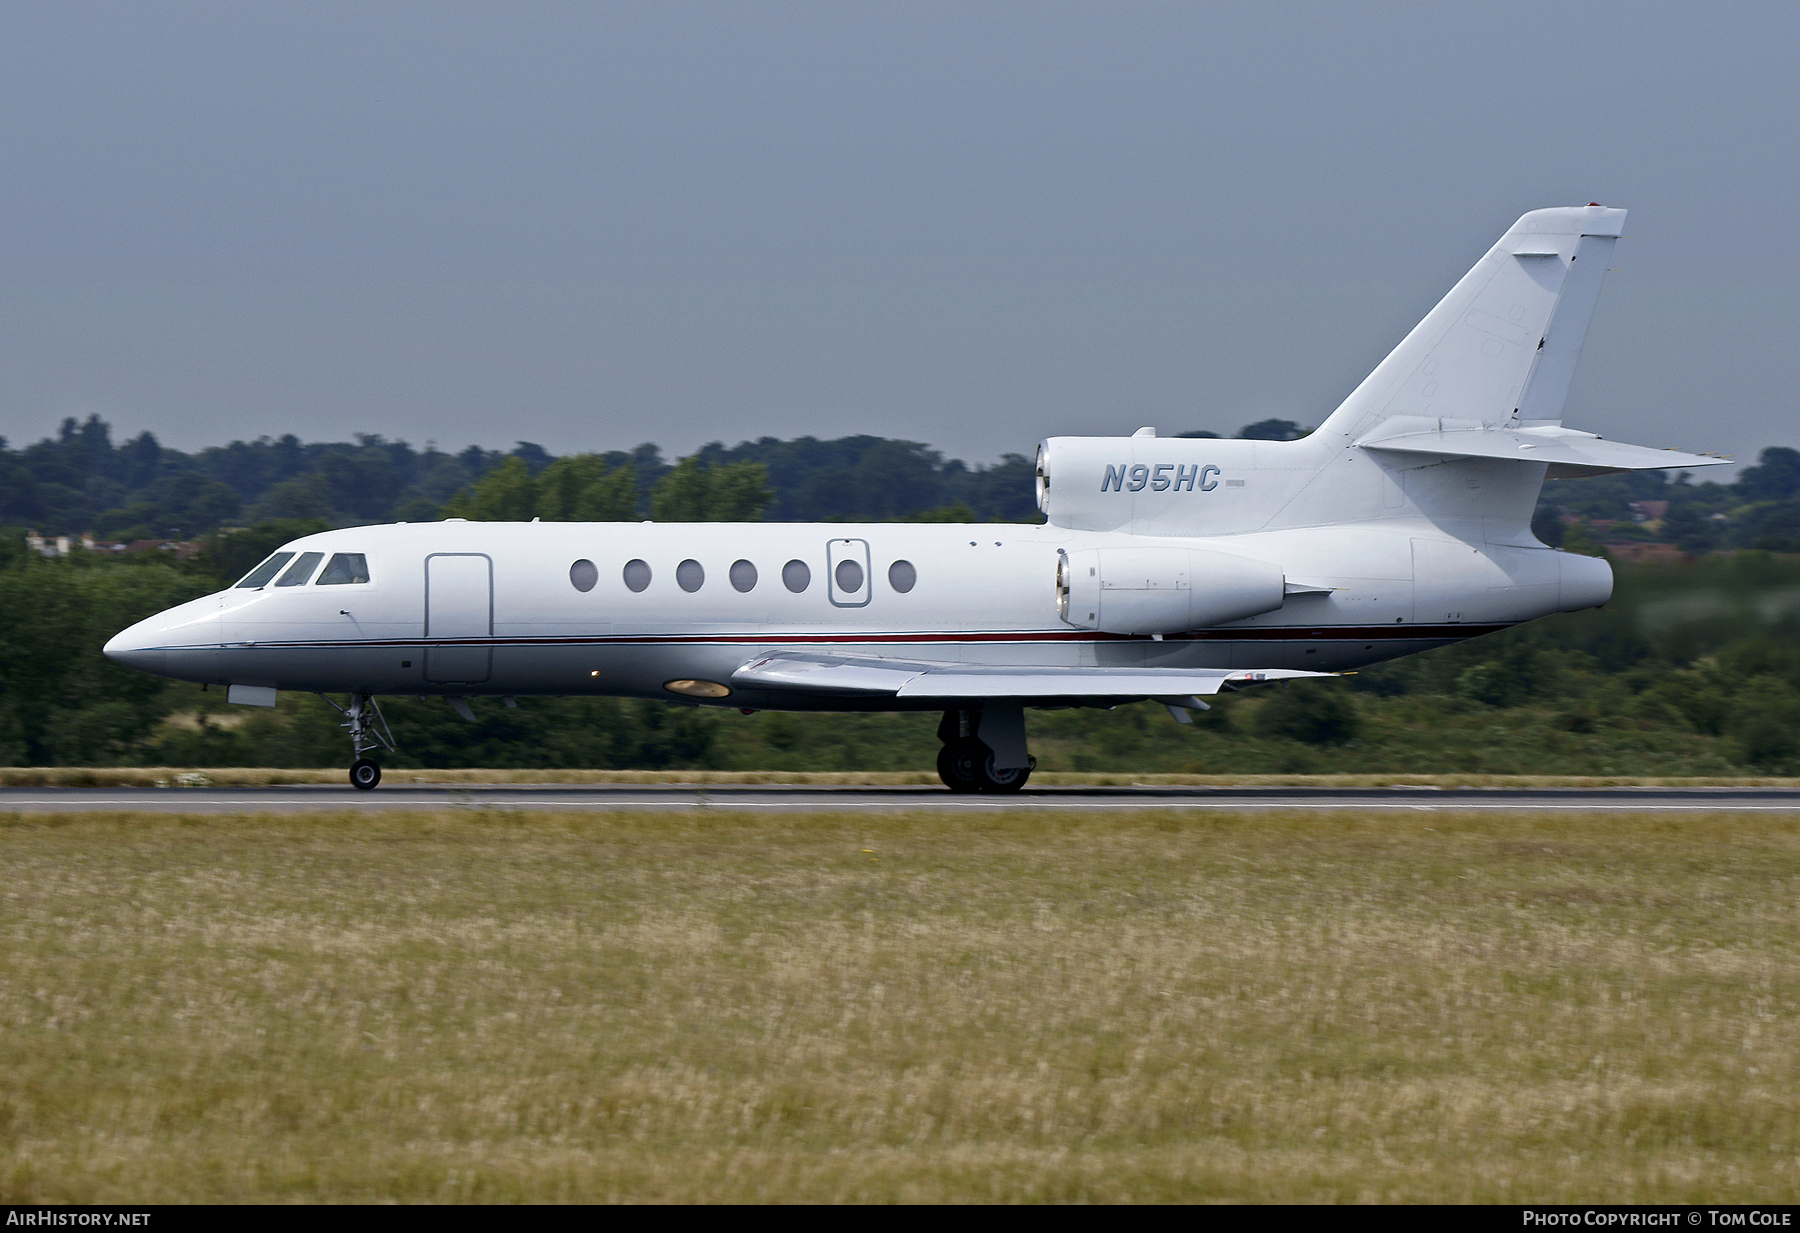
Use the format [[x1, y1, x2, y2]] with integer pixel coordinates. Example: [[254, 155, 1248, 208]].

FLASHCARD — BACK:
[[730, 650, 1330, 699]]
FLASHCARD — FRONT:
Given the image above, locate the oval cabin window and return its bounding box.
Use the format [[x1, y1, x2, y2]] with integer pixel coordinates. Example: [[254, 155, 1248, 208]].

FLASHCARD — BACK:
[[782, 560, 811, 593], [729, 559, 757, 592], [677, 559, 705, 592], [834, 558, 864, 593], [569, 559, 598, 592], [623, 559, 652, 592], [888, 560, 916, 593]]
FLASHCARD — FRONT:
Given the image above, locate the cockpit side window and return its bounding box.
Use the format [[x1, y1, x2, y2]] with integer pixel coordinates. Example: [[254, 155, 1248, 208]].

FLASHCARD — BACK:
[[274, 551, 325, 587], [236, 552, 295, 588], [316, 553, 371, 585]]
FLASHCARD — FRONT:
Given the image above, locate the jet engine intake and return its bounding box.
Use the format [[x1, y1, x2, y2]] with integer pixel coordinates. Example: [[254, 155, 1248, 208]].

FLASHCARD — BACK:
[[1057, 547, 1285, 636]]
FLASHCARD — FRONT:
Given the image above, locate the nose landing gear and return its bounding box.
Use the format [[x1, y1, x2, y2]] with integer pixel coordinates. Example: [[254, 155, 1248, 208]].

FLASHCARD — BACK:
[[320, 692, 396, 790], [936, 706, 1034, 793]]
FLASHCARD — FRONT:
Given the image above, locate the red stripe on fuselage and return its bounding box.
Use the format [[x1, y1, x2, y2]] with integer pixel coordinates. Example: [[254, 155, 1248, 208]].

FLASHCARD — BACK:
[[215, 623, 1509, 651]]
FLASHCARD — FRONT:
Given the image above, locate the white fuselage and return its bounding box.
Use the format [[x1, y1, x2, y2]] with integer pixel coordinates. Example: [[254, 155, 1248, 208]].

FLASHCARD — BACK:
[[104, 514, 1609, 711]]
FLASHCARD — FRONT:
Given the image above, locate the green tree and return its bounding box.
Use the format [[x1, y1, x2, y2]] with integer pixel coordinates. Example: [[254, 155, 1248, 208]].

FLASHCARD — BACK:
[[0, 557, 211, 764], [1237, 419, 1310, 441], [535, 455, 639, 521], [1251, 681, 1360, 745], [1727, 676, 1800, 771], [1660, 504, 1717, 555], [904, 501, 978, 523], [248, 474, 337, 524], [1559, 520, 1608, 558], [443, 456, 539, 520], [650, 457, 772, 522], [1530, 505, 1566, 547]]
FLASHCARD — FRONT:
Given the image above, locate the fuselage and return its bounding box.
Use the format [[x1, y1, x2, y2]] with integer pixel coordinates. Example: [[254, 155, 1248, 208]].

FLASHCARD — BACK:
[[103, 516, 1611, 711]]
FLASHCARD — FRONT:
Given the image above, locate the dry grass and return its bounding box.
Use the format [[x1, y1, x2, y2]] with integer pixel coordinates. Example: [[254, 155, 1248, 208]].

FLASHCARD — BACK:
[[1, 807, 1797, 1203], [4, 767, 1798, 788]]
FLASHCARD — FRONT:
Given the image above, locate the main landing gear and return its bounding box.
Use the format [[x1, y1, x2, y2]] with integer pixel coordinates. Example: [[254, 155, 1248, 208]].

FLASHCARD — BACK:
[[936, 705, 1035, 794], [320, 692, 396, 791]]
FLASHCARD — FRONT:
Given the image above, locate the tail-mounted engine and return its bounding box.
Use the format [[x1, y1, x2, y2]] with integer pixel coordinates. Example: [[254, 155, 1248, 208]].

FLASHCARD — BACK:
[[1057, 546, 1285, 636]]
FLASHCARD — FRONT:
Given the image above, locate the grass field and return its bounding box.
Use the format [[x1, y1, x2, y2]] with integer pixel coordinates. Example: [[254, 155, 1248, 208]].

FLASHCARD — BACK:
[[2, 807, 1797, 1203]]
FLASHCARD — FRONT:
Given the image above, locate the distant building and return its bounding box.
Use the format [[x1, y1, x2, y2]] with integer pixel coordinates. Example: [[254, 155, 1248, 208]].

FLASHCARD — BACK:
[[1628, 500, 1670, 523]]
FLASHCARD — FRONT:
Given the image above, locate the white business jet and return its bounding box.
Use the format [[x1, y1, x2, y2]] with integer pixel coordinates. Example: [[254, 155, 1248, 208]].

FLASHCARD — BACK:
[[104, 205, 1724, 791]]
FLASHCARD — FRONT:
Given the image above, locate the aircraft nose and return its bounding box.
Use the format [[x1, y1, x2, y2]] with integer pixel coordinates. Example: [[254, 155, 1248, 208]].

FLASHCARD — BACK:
[[103, 621, 168, 674]]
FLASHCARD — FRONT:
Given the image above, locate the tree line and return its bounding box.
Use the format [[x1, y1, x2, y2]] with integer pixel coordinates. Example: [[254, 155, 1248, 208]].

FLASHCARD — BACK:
[[0, 416, 1054, 540], [6, 413, 1796, 553]]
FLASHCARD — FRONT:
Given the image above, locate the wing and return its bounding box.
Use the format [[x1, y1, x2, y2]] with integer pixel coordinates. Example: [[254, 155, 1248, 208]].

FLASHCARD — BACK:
[[730, 650, 1330, 699]]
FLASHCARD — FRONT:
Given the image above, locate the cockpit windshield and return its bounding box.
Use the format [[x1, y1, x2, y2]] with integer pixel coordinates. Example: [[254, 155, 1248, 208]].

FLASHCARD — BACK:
[[235, 552, 294, 588], [275, 552, 325, 587], [235, 549, 371, 588]]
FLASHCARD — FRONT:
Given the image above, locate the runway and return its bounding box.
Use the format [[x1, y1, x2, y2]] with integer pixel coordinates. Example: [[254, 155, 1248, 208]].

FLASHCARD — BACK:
[[5, 783, 1800, 813]]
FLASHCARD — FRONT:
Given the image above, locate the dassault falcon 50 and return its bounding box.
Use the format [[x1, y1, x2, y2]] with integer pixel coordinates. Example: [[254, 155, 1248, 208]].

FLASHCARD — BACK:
[[104, 205, 1724, 790]]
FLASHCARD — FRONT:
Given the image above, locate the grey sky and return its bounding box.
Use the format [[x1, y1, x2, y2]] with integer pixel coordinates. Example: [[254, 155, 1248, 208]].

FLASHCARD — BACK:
[[3, 2, 1794, 470]]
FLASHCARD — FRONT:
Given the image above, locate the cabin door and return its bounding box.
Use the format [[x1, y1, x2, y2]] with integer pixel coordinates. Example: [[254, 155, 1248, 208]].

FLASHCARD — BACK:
[[826, 537, 871, 607], [424, 553, 493, 683]]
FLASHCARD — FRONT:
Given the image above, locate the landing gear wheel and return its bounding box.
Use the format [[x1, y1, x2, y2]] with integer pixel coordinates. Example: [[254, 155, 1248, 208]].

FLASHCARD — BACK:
[[327, 693, 396, 789], [936, 738, 987, 793], [979, 753, 1033, 794], [349, 758, 382, 791]]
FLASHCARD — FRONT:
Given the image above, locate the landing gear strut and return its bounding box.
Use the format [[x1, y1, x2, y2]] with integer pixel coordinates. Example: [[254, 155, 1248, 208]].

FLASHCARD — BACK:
[[936, 707, 1034, 794], [320, 692, 396, 791]]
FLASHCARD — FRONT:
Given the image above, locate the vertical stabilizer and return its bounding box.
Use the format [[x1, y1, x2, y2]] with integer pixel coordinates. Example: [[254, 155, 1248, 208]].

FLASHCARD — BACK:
[[1315, 205, 1627, 442]]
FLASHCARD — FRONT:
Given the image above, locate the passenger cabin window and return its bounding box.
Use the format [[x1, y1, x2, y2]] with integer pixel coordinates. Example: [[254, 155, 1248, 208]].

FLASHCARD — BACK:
[[316, 553, 370, 585], [888, 560, 917, 593], [237, 552, 295, 588], [782, 560, 811, 593], [676, 559, 705, 592], [569, 559, 598, 592], [275, 551, 324, 587], [623, 559, 652, 592], [729, 559, 757, 592]]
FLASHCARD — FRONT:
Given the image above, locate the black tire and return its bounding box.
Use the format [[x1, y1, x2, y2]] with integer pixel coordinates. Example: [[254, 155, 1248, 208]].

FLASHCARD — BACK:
[[349, 759, 382, 791], [936, 739, 986, 793], [979, 753, 1032, 793]]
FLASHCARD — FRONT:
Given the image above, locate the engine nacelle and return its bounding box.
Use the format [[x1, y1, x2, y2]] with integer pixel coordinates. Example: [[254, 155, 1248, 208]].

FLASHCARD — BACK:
[[1056, 546, 1285, 635]]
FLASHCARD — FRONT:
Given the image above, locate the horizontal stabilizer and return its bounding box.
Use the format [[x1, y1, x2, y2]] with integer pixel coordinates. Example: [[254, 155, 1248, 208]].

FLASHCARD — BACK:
[[1357, 419, 1727, 475], [732, 651, 1330, 699]]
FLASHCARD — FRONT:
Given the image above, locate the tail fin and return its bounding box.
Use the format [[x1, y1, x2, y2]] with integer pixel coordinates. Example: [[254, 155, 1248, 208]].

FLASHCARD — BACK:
[[1316, 205, 1625, 442]]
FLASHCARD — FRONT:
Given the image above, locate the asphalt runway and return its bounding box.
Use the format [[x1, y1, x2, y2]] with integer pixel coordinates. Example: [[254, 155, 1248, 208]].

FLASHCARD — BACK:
[[5, 784, 1800, 813]]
